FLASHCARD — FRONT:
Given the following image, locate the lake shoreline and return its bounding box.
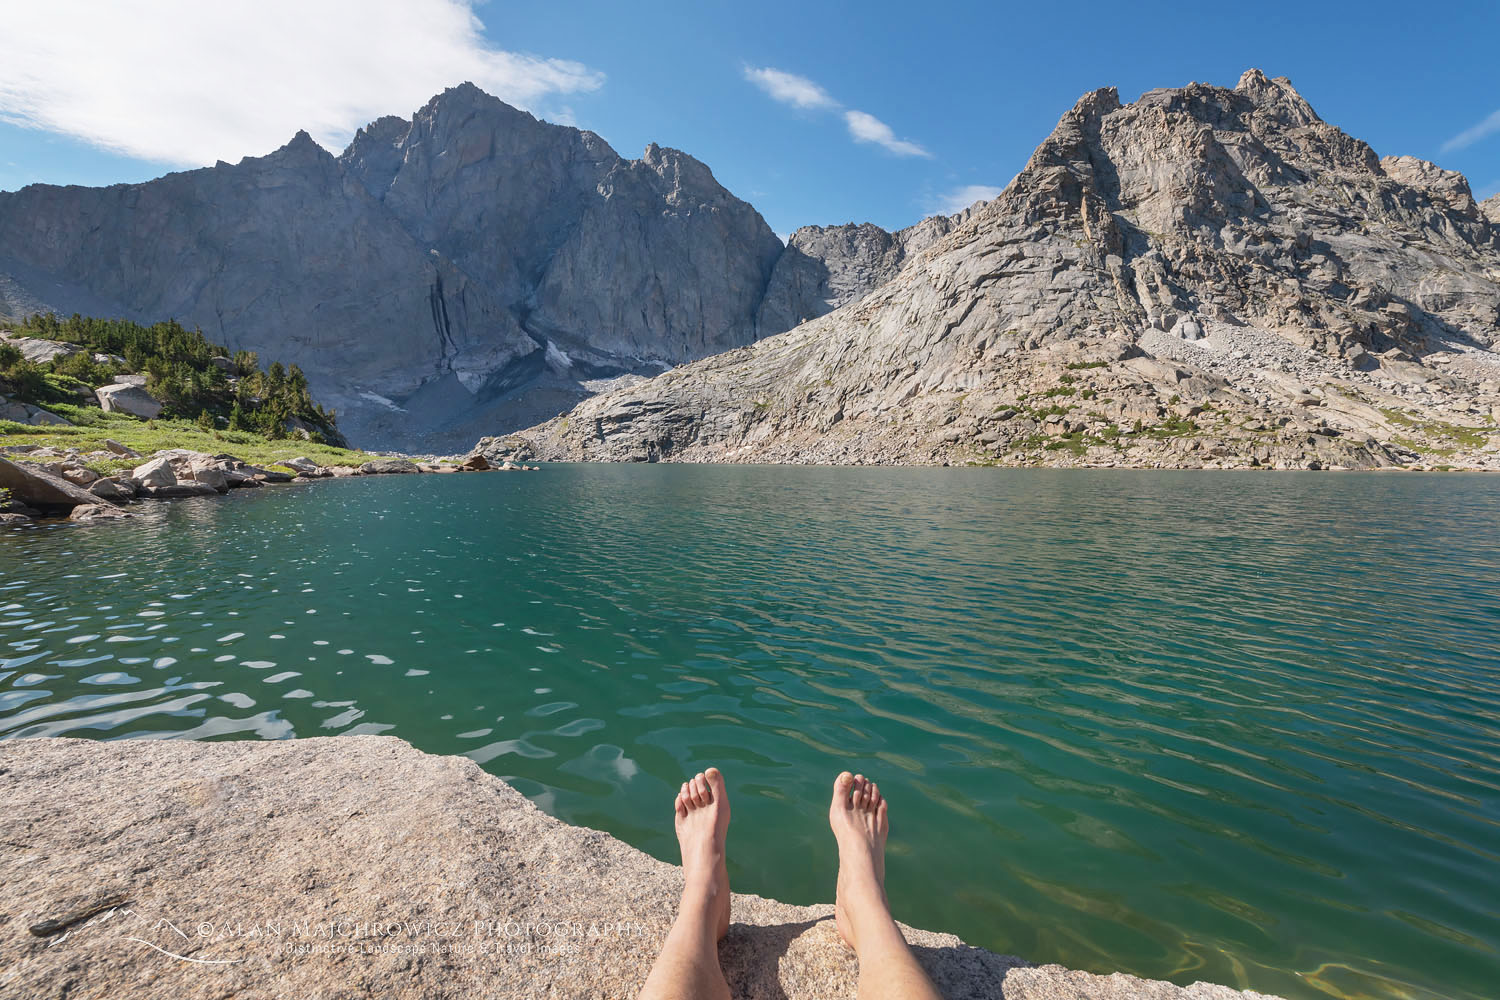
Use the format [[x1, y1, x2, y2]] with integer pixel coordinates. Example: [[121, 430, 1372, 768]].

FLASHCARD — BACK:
[[0, 734, 1285, 999], [0, 441, 540, 527], [8, 438, 1499, 531]]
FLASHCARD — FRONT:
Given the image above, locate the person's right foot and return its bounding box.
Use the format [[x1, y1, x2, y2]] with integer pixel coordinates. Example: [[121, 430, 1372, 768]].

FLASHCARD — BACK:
[[675, 768, 731, 940], [829, 771, 891, 951]]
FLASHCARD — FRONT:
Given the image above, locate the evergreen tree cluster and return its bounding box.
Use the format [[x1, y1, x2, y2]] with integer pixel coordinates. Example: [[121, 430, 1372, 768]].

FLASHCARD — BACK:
[[1, 313, 340, 441]]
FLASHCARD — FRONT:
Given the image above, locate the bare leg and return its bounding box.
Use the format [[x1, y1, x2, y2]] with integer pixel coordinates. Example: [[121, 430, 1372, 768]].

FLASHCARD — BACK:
[[830, 771, 942, 1000], [638, 768, 732, 1000]]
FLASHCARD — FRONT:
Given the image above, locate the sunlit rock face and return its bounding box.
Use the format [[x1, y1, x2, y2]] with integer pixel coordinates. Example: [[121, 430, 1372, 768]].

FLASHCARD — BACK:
[[0, 84, 785, 451]]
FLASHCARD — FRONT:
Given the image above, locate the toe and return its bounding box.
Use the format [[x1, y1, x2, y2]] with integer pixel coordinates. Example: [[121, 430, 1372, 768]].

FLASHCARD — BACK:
[[869, 782, 882, 806], [692, 773, 709, 807], [705, 766, 727, 802]]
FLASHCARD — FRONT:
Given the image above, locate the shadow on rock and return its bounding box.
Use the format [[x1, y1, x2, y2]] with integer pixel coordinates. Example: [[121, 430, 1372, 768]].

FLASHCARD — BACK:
[[915, 942, 1032, 999], [719, 916, 830, 999]]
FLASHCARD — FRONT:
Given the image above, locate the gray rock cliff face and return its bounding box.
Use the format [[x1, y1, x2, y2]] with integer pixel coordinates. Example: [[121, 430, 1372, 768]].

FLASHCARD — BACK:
[[0, 85, 789, 451], [518, 70, 1500, 470], [754, 209, 976, 335]]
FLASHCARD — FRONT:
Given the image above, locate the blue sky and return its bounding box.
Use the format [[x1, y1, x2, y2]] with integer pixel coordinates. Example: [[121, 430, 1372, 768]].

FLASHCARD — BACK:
[[1, 0, 1497, 237]]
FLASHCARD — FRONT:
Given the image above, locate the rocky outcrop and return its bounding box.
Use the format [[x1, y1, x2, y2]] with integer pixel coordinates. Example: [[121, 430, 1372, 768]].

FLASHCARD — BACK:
[[0, 392, 70, 426], [0, 456, 107, 510], [0, 84, 789, 453], [0, 735, 1282, 999], [516, 70, 1500, 471]]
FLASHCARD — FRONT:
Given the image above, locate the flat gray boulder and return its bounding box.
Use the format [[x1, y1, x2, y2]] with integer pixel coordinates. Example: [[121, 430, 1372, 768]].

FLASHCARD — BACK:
[[0, 333, 82, 364], [359, 458, 421, 475], [95, 383, 163, 419], [0, 737, 1279, 1000]]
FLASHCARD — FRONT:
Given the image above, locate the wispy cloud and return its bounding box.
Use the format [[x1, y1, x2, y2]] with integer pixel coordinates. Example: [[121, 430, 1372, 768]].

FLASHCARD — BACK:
[[1477, 179, 1500, 201], [843, 111, 930, 158], [745, 65, 930, 158], [1440, 108, 1500, 154], [929, 184, 1003, 216], [744, 67, 838, 111], [0, 0, 604, 166]]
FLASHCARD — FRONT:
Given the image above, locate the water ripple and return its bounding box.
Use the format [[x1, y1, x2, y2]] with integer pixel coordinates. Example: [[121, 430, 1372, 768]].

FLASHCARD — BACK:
[[2, 468, 1499, 1000]]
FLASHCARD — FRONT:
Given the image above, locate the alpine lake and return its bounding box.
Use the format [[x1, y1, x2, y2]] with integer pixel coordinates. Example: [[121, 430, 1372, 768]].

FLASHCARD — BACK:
[[3, 465, 1497, 1000]]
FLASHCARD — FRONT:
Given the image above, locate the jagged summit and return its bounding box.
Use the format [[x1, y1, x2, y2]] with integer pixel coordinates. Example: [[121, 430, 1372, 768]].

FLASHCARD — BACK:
[[0, 82, 783, 450], [1233, 68, 1321, 125], [517, 69, 1500, 471], [261, 129, 333, 167]]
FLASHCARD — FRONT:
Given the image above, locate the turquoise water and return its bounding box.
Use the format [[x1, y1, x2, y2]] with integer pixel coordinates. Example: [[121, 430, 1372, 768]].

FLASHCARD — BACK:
[[2, 467, 1498, 1000]]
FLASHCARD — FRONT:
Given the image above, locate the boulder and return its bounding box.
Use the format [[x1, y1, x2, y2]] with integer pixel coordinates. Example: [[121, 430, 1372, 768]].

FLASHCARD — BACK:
[[223, 470, 262, 488], [280, 456, 331, 478], [95, 383, 163, 419], [0, 511, 34, 526], [359, 458, 421, 475], [102, 439, 140, 458], [0, 394, 72, 426], [113, 374, 149, 387], [60, 466, 100, 486], [68, 503, 132, 521], [88, 479, 133, 504], [131, 456, 177, 488], [182, 458, 230, 493], [247, 467, 295, 483], [0, 334, 81, 364], [0, 456, 103, 509], [460, 453, 490, 471], [326, 465, 362, 477]]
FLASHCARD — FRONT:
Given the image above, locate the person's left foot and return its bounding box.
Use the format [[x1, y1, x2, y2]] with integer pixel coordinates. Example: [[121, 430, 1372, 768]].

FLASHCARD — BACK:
[[674, 767, 731, 940]]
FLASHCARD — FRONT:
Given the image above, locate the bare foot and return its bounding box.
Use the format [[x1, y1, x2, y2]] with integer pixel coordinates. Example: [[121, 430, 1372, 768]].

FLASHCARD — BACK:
[[674, 767, 731, 940], [829, 771, 891, 951]]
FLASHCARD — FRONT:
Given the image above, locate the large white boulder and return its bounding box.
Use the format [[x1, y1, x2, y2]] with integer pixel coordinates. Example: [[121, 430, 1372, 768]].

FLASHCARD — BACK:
[[131, 456, 177, 488], [96, 383, 163, 419], [182, 458, 230, 493], [0, 334, 82, 364]]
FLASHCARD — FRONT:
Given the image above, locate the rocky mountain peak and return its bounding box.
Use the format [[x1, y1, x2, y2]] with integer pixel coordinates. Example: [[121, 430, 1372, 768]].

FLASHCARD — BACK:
[[518, 69, 1500, 472], [1483, 194, 1500, 226], [637, 143, 728, 207], [1234, 68, 1321, 127], [265, 129, 334, 168]]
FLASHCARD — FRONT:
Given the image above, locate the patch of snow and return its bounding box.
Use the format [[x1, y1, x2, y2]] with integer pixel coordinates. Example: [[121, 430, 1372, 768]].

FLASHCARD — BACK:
[[545, 341, 572, 371], [358, 391, 405, 412]]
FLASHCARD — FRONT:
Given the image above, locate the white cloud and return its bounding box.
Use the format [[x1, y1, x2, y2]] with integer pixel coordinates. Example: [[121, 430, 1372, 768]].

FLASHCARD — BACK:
[[844, 110, 931, 158], [0, 0, 604, 166], [1440, 109, 1500, 154], [929, 183, 1003, 216], [743, 67, 838, 111], [745, 65, 930, 159]]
